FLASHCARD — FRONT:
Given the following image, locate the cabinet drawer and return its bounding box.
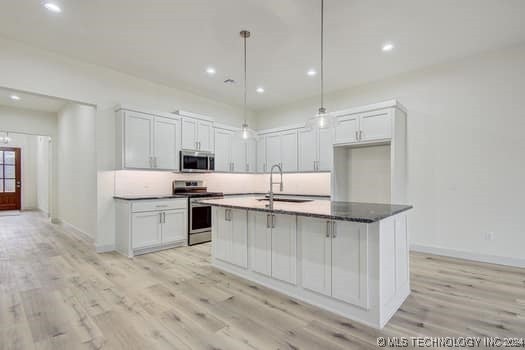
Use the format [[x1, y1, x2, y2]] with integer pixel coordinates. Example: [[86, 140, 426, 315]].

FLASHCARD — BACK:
[[132, 199, 187, 213]]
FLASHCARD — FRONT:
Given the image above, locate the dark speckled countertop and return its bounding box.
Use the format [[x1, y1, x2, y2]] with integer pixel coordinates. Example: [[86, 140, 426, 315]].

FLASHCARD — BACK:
[[198, 197, 412, 223]]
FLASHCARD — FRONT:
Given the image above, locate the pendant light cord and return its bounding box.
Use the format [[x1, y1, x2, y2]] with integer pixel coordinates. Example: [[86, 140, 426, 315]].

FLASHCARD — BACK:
[[320, 0, 324, 111], [243, 33, 247, 124]]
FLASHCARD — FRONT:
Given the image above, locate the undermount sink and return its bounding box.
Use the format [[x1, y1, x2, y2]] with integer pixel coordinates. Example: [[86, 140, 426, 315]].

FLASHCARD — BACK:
[[257, 198, 313, 203]]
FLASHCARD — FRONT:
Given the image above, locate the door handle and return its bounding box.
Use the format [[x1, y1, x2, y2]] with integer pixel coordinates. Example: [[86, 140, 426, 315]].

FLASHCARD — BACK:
[[326, 221, 331, 237]]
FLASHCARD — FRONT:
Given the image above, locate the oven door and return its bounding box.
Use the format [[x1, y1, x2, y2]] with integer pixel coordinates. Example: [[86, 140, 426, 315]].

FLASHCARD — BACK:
[[189, 202, 212, 234], [181, 152, 209, 172]]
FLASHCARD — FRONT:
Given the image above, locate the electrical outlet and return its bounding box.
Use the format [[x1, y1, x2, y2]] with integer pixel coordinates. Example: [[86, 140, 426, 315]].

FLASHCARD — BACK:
[[484, 232, 494, 241]]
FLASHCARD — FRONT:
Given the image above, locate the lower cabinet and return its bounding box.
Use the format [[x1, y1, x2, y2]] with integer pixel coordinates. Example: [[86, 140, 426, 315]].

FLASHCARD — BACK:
[[250, 212, 297, 284], [214, 207, 248, 268], [115, 198, 188, 257], [299, 217, 368, 308]]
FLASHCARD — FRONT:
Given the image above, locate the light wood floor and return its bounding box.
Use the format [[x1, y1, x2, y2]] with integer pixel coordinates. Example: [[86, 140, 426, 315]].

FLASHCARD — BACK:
[[1, 212, 524, 349]]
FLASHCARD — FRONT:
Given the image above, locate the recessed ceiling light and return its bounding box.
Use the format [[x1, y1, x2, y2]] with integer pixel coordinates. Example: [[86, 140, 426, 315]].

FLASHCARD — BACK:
[[206, 67, 216, 75], [382, 43, 394, 52], [10, 95, 21, 101], [43, 2, 62, 13], [307, 69, 317, 76], [256, 87, 265, 93]]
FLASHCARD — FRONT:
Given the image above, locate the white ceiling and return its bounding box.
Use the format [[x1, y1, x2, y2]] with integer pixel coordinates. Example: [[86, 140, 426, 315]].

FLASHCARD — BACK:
[[0, 0, 524, 111], [0, 87, 67, 113]]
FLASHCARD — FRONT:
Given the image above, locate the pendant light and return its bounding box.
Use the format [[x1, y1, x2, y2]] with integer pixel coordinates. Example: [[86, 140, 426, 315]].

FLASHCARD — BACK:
[[306, 0, 334, 130], [237, 30, 256, 140]]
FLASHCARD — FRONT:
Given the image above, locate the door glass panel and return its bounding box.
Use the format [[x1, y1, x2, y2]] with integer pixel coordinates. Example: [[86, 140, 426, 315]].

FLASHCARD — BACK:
[[4, 151, 15, 165], [4, 165, 14, 178], [0, 166, 3, 178], [5, 179, 15, 192], [191, 206, 211, 230], [0, 181, 3, 192], [0, 151, 3, 163]]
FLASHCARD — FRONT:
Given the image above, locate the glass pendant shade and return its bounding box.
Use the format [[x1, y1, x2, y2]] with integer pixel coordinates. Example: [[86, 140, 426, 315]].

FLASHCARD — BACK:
[[237, 123, 257, 140], [306, 107, 335, 130]]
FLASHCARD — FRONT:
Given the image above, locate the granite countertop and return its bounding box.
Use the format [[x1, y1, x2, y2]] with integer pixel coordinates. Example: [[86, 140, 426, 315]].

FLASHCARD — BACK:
[[224, 193, 330, 198], [198, 196, 412, 223], [113, 194, 187, 200]]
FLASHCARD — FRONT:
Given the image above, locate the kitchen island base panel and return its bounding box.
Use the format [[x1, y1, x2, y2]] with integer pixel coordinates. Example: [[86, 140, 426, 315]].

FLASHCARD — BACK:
[[211, 208, 410, 329]]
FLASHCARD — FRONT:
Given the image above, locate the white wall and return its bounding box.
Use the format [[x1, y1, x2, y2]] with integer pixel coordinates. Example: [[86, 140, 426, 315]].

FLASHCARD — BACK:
[[36, 136, 50, 214], [256, 44, 525, 264], [56, 103, 97, 238]]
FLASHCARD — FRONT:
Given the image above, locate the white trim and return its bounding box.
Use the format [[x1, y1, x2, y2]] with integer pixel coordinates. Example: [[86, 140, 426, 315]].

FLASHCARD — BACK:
[[173, 109, 214, 122], [257, 123, 306, 135], [96, 244, 116, 253], [54, 218, 94, 243], [411, 244, 525, 268], [114, 104, 180, 120], [333, 99, 407, 117], [213, 122, 240, 132]]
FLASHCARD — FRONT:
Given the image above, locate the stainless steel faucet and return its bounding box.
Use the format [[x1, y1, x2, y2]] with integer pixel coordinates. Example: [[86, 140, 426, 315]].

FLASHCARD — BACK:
[[268, 164, 283, 209]]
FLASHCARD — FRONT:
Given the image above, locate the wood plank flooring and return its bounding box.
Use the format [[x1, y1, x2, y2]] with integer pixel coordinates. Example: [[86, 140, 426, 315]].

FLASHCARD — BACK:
[[1, 211, 524, 349]]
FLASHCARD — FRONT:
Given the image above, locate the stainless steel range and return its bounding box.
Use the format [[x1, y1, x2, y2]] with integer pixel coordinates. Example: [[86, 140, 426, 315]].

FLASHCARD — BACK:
[[173, 180, 223, 246]]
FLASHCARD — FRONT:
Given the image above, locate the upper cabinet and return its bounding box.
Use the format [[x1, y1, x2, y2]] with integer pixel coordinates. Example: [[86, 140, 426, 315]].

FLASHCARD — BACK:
[[261, 129, 298, 173], [181, 117, 214, 152], [214, 127, 256, 173], [334, 108, 392, 145], [116, 109, 181, 171], [298, 127, 333, 172]]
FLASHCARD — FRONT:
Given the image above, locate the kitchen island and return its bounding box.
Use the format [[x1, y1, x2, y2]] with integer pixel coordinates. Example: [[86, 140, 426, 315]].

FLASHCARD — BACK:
[[199, 196, 412, 329]]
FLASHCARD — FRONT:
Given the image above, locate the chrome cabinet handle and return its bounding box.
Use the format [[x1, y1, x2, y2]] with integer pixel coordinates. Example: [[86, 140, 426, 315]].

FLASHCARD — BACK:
[[332, 221, 337, 238], [271, 215, 276, 229], [162, 212, 166, 224], [224, 209, 228, 221], [359, 130, 363, 140], [153, 156, 158, 168], [266, 214, 270, 228], [159, 212, 163, 224], [326, 221, 331, 237], [355, 131, 358, 140]]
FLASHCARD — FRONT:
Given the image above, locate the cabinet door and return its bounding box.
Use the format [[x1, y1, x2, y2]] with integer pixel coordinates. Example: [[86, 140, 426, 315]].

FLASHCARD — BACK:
[[271, 214, 297, 284], [359, 110, 392, 141], [215, 208, 232, 261], [280, 130, 298, 172], [162, 209, 187, 245], [132, 211, 162, 249], [317, 127, 333, 171], [182, 118, 198, 150], [331, 221, 368, 308], [197, 120, 214, 152], [231, 137, 246, 173], [256, 137, 266, 172], [334, 114, 359, 145], [246, 138, 257, 173], [251, 211, 272, 276], [124, 111, 154, 169], [265, 134, 281, 170], [154, 117, 179, 170], [214, 129, 232, 172], [299, 217, 331, 296], [231, 209, 248, 268], [298, 128, 317, 172]]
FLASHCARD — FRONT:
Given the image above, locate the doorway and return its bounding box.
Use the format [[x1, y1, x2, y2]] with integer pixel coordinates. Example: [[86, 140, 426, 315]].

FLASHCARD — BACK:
[[0, 147, 21, 210]]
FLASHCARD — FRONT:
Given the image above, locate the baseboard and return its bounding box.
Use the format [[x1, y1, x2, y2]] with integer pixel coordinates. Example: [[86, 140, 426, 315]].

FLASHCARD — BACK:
[[96, 244, 115, 253], [411, 244, 525, 268], [55, 219, 95, 243]]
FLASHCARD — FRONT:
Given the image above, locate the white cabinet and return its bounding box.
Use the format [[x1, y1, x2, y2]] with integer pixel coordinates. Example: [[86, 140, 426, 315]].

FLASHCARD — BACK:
[[298, 127, 333, 172], [256, 136, 266, 172], [214, 208, 248, 268], [154, 117, 180, 170], [300, 217, 332, 296], [117, 109, 180, 171], [251, 211, 272, 276], [270, 214, 297, 284], [214, 128, 233, 172], [182, 117, 214, 151], [299, 217, 368, 308], [131, 211, 162, 249], [214, 128, 256, 173], [334, 109, 392, 145], [115, 198, 188, 257], [263, 130, 298, 172]]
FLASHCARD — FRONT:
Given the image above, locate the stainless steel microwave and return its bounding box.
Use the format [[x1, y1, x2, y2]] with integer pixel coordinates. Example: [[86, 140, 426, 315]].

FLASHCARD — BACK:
[[180, 150, 215, 172]]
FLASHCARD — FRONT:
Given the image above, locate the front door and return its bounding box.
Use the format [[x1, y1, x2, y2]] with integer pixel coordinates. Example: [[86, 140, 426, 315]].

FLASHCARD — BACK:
[[0, 147, 21, 211]]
